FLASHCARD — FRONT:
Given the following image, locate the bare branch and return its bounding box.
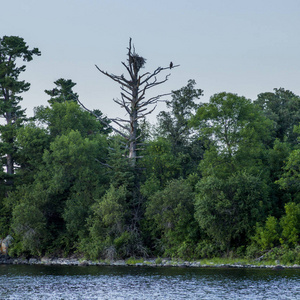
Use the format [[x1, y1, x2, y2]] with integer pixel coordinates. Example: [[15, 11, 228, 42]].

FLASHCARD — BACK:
[[144, 74, 171, 90], [110, 119, 130, 132], [137, 93, 171, 110], [127, 38, 133, 74], [95, 64, 131, 90], [120, 92, 132, 102], [137, 105, 157, 118], [140, 65, 178, 86], [121, 61, 133, 80], [76, 94, 128, 139], [111, 117, 131, 124], [92, 38, 179, 164], [95, 158, 114, 169], [120, 85, 132, 96], [114, 97, 131, 115]]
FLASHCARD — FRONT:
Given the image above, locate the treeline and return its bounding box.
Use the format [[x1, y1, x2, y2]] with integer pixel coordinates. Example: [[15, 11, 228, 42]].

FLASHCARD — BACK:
[[1, 36, 300, 263]]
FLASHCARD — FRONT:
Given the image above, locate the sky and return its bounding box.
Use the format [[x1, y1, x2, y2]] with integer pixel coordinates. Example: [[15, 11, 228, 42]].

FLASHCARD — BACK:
[[2, 0, 300, 124]]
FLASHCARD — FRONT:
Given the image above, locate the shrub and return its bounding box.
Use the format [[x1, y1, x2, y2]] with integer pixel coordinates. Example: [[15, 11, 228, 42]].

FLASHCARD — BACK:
[[252, 216, 280, 250], [280, 202, 300, 247]]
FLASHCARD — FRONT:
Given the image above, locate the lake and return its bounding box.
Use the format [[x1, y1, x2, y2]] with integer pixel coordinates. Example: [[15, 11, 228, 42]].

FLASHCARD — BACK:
[[0, 265, 300, 299]]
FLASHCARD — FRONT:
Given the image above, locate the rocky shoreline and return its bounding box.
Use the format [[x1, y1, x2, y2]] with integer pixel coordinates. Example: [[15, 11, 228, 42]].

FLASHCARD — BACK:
[[1, 255, 300, 269]]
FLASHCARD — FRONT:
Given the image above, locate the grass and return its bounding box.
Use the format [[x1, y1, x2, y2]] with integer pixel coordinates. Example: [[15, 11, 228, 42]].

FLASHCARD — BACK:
[[125, 257, 144, 265], [123, 256, 286, 267], [196, 257, 298, 267], [198, 257, 250, 265]]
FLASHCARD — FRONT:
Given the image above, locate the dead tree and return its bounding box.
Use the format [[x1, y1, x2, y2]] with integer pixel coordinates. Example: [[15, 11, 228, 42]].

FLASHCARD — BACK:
[[93, 38, 178, 166]]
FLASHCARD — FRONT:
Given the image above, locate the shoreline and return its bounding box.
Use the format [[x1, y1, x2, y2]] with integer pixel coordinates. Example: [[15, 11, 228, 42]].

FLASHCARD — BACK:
[[1, 255, 300, 269]]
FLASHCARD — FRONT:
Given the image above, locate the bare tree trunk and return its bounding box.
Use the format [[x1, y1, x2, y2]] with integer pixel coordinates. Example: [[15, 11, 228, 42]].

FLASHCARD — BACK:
[[129, 107, 138, 163], [80, 38, 179, 167], [128, 64, 139, 164], [6, 153, 14, 175]]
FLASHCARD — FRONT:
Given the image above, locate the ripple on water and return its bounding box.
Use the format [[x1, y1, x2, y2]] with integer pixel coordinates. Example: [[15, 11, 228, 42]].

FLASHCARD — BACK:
[[0, 265, 300, 299]]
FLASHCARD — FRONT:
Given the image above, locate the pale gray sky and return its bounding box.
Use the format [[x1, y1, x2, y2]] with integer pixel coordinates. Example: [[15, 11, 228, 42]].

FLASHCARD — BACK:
[[2, 0, 300, 123]]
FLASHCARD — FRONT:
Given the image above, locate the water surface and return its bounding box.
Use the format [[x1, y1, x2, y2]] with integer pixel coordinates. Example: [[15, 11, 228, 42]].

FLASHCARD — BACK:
[[1, 265, 300, 299]]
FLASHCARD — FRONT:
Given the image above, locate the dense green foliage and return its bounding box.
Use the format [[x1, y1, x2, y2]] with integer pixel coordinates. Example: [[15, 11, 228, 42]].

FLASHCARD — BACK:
[[1, 36, 300, 263], [0, 35, 40, 184]]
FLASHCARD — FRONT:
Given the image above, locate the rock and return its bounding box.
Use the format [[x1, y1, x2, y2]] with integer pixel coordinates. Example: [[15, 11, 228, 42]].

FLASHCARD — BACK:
[[41, 257, 52, 265], [113, 260, 126, 266], [13, 258, 28, 264], [79, 260, 88, 266], [0, 235, 13, 255], [292, 264, 300, 268], [0, 254, 13, 264], [135, 263, 143, 267], [190, 262, 201, 267], [29, 258, 38, 264], [163, 261, 174, 267], [273, 265, 285, 270]]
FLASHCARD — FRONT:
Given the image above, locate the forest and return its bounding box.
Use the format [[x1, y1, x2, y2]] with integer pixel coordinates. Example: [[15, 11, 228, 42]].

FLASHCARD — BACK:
[[1, 35, 300, 264]]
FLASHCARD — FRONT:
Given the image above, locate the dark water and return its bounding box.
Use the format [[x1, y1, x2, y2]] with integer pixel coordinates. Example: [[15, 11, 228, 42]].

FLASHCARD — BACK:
[[0, 265, 300, 299]]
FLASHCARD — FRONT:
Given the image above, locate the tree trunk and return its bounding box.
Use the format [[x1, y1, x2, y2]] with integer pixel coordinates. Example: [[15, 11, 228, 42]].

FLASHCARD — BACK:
[[6, 153, 14, 176], [91, 38, 178, 167], [129, 77, 139, 166], [5, 111, 15, 185]]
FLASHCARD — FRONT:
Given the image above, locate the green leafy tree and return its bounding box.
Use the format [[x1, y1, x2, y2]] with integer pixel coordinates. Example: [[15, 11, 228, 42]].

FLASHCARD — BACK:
[[84, 179, 148, 259], [0, 35, 40, 182], [191, 92, 272, 179], [140, 137, 181, 187], [103, 136, 151, 258], [35, 100, 108, 138], [105, 136, 135, 189], [11, 201, 48, 256], [4, 79, 112, 254], [0, 187, 10, 237], [252, 216, 280, 251], [255, 88, 300, 145], [195, 171, 268, 252], [41, 130, 108, 238], [85, 185, 128, 259], [145, 178, 199, 258], [34, 79, 110, 139], [43, 78, 111, 133], [280, 202, 300, 247], [276, 145, 300, 203], [265, 139, 292, 217], [14, 123, 50, 185], [251, 202, 300, 251], [156, 80, 205, 175], [8, 128, 109, 255]]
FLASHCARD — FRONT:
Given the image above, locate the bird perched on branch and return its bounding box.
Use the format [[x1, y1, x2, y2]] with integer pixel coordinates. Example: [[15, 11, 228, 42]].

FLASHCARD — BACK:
[[169, 61, 173, 69]]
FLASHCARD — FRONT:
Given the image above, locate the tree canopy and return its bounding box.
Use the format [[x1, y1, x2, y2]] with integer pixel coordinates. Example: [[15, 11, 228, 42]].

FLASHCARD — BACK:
[[1, 35, 300, 263], [0, 36, 40, 182]]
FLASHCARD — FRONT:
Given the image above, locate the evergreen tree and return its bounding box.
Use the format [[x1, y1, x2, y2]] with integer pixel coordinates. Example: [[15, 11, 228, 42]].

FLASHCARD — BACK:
[[44, 78, 78, 105], [35, 79, 110, 138], [0, 35, 40, 184], [156, 80, 205, 175]]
